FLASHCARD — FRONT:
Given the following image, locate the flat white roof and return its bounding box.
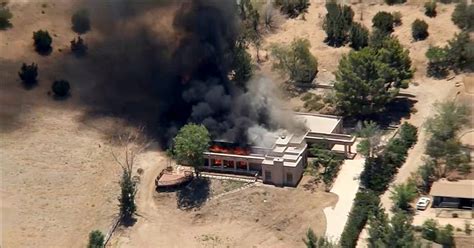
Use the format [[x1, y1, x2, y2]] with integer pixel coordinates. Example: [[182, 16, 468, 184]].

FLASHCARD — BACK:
[[294, 113, 341, 134]]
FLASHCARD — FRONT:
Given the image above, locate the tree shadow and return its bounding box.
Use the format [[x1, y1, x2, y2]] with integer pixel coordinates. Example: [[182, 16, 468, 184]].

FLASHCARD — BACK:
[[120, 215, 137, 227], [35, 47, 53, 56], [176, 177, 210, 210], [342, 96, 418, 130]]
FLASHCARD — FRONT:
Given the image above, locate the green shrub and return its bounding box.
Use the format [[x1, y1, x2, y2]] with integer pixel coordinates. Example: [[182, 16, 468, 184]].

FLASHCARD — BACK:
[[393, 11, 402, 26], [422, 219, 438, 241], [426, 46, 450, 78], [340, 191, 380, 247], [372, 11, 394, 34], [88, 230, 104, 248], [71, 9, 91, 34], [436, 224, 455, 247], [425, 1, 437, 17], [412, 19, 429, 41], [18, 63, 38, 86], [452, 1, 474, 31], [361, 156, 395, 193], [33, 30, 52, 54], [52, 80, 70, 97], [274, 0, 310, 18], [399, 122, 418, 148], [349, 22, 369, 50], [0, 5, 12, 30]]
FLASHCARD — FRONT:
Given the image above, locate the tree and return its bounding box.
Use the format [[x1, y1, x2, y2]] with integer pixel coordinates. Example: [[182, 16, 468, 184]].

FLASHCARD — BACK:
[[231, 44, 253, 88], [452, 1, 474, 31], [367, 206, 390, 248], [356, 121, 382, 158], [71, 9, 91, 34], [386, 212, 419, 247], [0, 5, 12, 30], [415, 158, 436, 193], [309, 141, 344, 188], [33, 30, 52, 54], [262, 2, 282, 32], [112, 129, 148, 224], [426, 46, 450, 78], [18, 63, 38, 86], [172, 124, 210, 177], [399, 122, 418, 148], [368, 28, 390, 50], [392, 11, 402, 26], [87, 230, 104, 248], [424, 1, 437, 18], [323, 2, 354, 47], [436, 224, 455, 247], [412, 19, 429, 41], [303, 228, 338, 248], [390, 182, 417, 211], [372, 11, 394, 34], [376, 37, 413, 88], [334, 48, 397, 117], [303, 228, 317, 248], [275, 0, 310, 18], [349, 22, 369, 50], [446, 31, 474, 72], [51, 80, 70, 97], [421, 219, 438, 241], [270, 38, 318, 85], [70, 36, 88, 57]]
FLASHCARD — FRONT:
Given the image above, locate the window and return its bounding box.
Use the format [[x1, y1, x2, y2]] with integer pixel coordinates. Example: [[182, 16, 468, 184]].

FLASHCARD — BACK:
[[286, 173, 293, 183], [265, 170, 272, 181]]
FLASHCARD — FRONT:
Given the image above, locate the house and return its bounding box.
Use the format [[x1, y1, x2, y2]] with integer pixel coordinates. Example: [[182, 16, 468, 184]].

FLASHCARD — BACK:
[[201, 113, 355, 187], [430, 180, 474, 209]]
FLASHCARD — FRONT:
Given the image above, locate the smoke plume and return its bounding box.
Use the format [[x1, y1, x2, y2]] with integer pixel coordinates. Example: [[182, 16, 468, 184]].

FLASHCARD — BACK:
[[70, 0, 301, 146]]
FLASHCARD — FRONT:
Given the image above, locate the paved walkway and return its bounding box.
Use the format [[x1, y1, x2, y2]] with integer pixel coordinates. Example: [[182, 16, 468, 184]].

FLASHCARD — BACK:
[[323, 157, 365, 242]]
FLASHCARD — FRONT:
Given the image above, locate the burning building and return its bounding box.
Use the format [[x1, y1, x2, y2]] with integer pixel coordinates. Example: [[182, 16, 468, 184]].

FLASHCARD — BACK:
[[202, 113, 356, 187]]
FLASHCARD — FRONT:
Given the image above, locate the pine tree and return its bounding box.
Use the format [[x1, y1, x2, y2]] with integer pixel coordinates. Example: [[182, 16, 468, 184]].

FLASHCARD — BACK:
[[426, 46, 450, 78], [424, 1, 437, 18], [119, 165, 136, 223], [323, 2, 354, 47], [349, 22, 369, 50], [372, 11, 394, 34], [18, 63, 38, 86]]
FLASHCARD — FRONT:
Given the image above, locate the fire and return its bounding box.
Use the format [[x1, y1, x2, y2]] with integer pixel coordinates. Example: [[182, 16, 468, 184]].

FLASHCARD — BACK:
[[209, 145, 250, 155]]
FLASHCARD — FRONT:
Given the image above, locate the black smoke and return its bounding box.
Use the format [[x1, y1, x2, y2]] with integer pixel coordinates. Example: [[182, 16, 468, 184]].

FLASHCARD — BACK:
[[75, 0, 274, 146]]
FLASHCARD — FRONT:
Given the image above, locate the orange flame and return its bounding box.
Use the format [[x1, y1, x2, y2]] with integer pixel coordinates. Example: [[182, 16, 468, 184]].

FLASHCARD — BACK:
[[209, 145, 249, 155]]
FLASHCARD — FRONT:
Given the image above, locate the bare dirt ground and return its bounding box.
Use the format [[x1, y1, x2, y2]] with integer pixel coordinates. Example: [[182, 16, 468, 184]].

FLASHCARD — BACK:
[[110, 151, 337, 248], [0, 1, 124, 247]]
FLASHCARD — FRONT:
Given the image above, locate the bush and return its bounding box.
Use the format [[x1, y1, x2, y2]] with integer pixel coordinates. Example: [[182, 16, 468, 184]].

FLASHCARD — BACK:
[[425, 1, 437, 18], [426, 46, 450, 78], [340, 191, 380, 247], [385, 0, 406, 5], [87, 230, 104, 248], [452, 1, 474, 31], [436, 224, 455, 247], [274, 0, 310, 18], [412, 19, 429, 41], [270, 38, 318, 85], [361, 156, 395, 193], [0, 5, 12, 30], [52, 80, 70, 97], [71, 9, 91, 34], [349, 22, 369, 50], [323, 2, 354, 47], [18, 63, 38, 86], [393, 11, 402, 26], [422, 219, 439, 241], [33, 30, 52, 54], [70, 36, 88, 57], [372, 11, 394, 34], [399, 122, 418, 148]]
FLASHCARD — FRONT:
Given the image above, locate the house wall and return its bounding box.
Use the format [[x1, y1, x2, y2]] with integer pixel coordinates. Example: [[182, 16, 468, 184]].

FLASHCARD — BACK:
[[261, 157, 305, 187]]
